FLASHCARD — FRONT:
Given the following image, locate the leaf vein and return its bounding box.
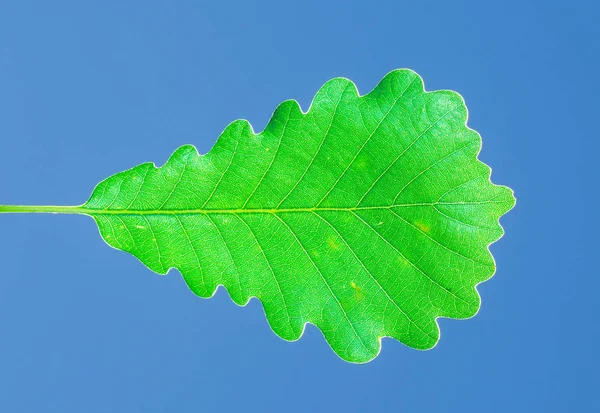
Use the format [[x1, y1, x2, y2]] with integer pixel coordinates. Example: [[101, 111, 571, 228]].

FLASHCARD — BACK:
[[275, 83, 350, 208], [357, 104, 461, 207], [175, 215, 206, 290], [350, 211, 473, 306], [241, 114, 290, 208], [201, 140, 240, 208], [314, 212, 437, 341], [316, 75, 417, 206], [236, 215, 296, 334], [273, 213, 370, 352], [387, 208, 492, 266]]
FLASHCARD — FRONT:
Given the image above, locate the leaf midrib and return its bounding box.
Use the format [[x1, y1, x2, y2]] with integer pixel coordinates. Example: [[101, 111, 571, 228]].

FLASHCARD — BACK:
[[85, 200, 505, 215], [0, 200, 507, 215]]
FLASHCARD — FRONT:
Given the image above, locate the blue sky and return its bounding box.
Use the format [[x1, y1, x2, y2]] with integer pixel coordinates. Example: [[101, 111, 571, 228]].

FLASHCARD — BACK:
[[0, 1, 597, 411]]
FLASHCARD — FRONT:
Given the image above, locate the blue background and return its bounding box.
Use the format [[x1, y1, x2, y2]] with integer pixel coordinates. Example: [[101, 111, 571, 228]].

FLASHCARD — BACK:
[[0, 1, 597, 411]]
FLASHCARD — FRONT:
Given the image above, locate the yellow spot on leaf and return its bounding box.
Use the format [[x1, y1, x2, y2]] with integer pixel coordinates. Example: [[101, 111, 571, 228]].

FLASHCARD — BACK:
[[350, 281, 364, 302], [136, 225, 145, 229], [356, 158, 369, 169], [327, 236, 340, 250], [416, 221, 430, 232]]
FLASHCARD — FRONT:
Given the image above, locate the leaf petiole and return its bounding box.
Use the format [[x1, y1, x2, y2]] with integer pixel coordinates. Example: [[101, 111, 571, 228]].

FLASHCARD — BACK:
[[0, 205, 84, 214]]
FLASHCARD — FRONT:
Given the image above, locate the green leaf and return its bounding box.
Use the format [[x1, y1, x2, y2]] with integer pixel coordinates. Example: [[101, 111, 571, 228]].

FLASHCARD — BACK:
[[1, 69, 515, 362]]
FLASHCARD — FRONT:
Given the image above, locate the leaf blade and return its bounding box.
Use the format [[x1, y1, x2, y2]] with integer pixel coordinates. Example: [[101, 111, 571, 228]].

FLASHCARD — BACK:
[[84, 69, 516, 362]]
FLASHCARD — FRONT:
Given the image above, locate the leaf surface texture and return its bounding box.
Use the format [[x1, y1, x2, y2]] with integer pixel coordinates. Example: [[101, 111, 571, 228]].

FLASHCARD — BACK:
[[85, 70, 515, 362]]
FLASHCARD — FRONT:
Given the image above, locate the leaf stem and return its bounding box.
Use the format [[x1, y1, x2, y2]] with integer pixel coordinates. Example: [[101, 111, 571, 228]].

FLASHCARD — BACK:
[[0, 205, 84, 214]]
